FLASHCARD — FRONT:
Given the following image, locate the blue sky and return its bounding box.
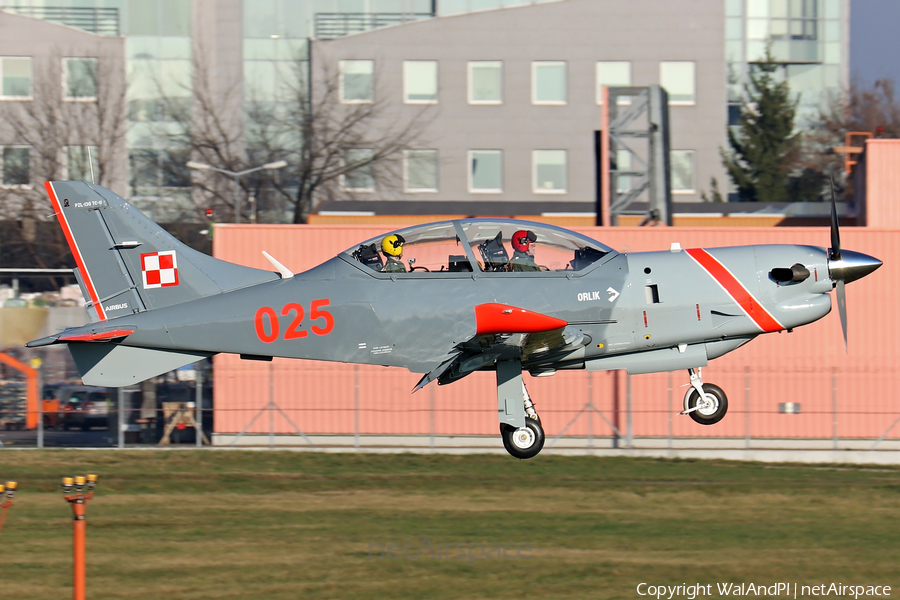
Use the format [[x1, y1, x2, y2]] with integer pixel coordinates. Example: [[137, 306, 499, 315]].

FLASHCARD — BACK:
[[850, 0, 900, 86]]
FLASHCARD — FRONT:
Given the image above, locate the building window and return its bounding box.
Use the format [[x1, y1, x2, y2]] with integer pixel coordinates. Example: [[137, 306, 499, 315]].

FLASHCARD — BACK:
[[343, 149, 375, 191], [404, 61, 438, 104], [468, 61, 502, 104], [596, 61, 631, 104], [64, 58, 98, 100], [340, 60, 373, 103], [67, 146, 100, 181], [1, 147, 31, 186], [404, 149, 438, 192], [128, 148, 190, 192], [1, 57, 32, 99], [670, 150, 695, 193], [532, 150, 567, 194], [469, 150, 502, 193], [660, 61, 696, 105], [532, 61, 566, 104]]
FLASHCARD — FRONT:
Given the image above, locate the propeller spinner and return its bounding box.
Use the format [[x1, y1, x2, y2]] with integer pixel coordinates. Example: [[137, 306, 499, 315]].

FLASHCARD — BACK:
[[827, 178, 882, 351]]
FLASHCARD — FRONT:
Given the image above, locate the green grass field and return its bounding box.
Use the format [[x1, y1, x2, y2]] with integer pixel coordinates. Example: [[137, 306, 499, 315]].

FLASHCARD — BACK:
[[0, 451, 898, 599]]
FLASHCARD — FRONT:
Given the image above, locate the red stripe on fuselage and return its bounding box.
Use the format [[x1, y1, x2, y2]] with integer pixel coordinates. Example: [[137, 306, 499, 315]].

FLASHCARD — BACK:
[[686, 248, 782, 333], [44, 182, 106, 321]]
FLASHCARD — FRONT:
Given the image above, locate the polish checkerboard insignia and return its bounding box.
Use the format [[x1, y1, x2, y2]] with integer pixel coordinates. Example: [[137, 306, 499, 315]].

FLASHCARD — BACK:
[[141, 251, 179, 289]]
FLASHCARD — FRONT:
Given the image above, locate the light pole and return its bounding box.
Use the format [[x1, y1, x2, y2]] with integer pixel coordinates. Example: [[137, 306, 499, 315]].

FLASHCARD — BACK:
[[186, 160, 287, 224], [63, 474, 98, 600], [0, 481, 17, 535]]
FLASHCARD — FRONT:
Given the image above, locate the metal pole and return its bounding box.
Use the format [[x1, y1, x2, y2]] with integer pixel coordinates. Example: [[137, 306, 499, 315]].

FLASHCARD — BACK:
[[832, 369, 838, 451], [587, 373, 593, 449], [354, 365, 360, 449], [234, 173, 241, 224], [744, 367, 750, 451], [626, 373, 633, 449], [73, 502, 86, 600], [269, 362, 274, 449], [37, 368, 44, 449], [429, 382, 435, 450], [195, 368, 203, 447], [667, 371, 672, 451], [612, 371, 620, 448], [117, 387, 124, 449]]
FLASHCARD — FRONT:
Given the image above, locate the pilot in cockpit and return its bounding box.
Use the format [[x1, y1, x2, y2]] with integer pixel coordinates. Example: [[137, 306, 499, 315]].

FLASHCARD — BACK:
[[381, 234, 407, 273], [509, 230, 540, 271]]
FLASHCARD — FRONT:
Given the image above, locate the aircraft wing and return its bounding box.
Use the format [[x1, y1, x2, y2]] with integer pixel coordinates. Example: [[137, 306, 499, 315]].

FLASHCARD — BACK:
[[413, 303, 589, 390]]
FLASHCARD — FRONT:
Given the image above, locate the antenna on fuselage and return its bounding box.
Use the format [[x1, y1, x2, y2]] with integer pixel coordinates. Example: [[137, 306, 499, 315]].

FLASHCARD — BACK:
[[87, 147, 95, 184]]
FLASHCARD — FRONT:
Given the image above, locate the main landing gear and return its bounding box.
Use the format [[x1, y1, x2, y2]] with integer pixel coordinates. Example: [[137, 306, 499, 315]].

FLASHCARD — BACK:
[[497, 360, 545, 459], [680, 367, 728, 425]]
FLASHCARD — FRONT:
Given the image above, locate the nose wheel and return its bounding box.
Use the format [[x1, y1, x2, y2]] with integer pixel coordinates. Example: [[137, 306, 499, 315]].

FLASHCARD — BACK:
[[680, 368, 729, 425]]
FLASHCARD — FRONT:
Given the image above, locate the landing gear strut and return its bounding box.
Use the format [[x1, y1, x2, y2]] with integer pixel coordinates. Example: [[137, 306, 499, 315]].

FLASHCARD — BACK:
[[680, 368, 728, 425], [497, 360, 545, 459]]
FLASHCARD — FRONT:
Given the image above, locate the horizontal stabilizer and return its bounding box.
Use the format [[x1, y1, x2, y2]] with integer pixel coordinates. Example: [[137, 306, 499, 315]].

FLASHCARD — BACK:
[[69, 343, 214, 387]]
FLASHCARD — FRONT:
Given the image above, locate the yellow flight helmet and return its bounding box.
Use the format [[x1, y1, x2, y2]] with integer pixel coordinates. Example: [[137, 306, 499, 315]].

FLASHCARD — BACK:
[[382, 234, 406, 257]]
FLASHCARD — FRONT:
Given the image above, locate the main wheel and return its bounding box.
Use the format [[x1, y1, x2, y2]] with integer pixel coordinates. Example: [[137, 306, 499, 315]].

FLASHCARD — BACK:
[[500, 417, 545, 459], [685, 383, 728, 425]]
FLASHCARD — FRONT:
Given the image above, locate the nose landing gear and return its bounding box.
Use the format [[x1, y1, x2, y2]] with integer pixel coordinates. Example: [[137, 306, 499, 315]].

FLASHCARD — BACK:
[[679, 368, 729, 425]]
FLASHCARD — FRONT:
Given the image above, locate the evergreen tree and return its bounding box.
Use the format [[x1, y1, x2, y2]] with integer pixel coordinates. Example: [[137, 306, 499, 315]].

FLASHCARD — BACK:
[[723, 49, 802, 202]]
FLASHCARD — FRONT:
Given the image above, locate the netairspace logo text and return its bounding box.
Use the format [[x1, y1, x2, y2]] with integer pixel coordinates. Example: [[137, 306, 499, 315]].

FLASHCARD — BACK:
[[636, 582, 892, 599]]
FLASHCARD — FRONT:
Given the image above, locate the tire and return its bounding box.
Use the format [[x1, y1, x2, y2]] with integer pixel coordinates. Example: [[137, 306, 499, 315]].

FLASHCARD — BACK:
[[500, 417, 545, 459], [685, 383, 728, 425]]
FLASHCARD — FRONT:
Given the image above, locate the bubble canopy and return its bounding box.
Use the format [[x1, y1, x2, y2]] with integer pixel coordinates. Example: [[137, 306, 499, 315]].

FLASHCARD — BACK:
[[343, 219, 616, 275]]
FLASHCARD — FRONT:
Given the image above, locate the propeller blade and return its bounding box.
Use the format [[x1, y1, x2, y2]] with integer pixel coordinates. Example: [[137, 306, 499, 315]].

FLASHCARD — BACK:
[[830, 175, 842, 261], [836, 278, 847, 354]]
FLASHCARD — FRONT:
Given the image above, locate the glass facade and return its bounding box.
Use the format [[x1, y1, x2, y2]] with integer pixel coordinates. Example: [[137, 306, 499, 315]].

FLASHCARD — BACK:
[[726, 0, 844, 126]]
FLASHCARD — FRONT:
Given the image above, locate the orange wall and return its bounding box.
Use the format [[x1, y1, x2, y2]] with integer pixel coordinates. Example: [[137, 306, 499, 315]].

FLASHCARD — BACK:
[[865, 139, 900, 229], [212, 225, 899, 439]]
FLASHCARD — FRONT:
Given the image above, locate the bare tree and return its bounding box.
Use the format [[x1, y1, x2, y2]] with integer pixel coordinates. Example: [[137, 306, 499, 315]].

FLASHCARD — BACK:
[[802, 78, 900, 198], [160, 51, 433, 224], [0, 45, 127, 282]]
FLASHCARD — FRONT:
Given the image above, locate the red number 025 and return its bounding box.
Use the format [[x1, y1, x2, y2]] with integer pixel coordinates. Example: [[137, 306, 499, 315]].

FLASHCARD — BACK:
[[254, 298, 334, 343]]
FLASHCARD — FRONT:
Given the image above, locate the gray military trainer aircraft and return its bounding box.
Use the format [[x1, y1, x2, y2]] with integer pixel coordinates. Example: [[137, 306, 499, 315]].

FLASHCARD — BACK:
[[28, 181, 881, 459]]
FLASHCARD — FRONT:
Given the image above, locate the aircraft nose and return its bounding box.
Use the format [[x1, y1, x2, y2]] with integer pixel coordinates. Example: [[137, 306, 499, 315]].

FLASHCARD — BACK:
[[828, 249, 883, 284]]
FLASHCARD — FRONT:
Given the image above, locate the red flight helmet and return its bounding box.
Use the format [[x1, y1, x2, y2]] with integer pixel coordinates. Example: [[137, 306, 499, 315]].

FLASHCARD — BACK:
[[512, 230, 537, 253]]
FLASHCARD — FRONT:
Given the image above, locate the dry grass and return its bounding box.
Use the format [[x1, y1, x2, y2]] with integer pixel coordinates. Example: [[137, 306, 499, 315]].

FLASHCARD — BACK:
[[0, 451, 898, 599]]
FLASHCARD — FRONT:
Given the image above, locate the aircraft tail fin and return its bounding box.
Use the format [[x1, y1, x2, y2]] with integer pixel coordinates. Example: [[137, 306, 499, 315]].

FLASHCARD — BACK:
[[46, 181, 278, 322]]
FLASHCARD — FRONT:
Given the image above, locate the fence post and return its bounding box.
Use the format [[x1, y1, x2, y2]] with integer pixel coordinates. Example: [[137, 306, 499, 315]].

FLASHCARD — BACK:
[[429, 383, 435, 450], [118, 387, 124, 449], [195, 368, 203, 448], [354, 365, 360, 449], [37, 363, 43, 449], [667, 372, 672, 451], [832, 369, 838, 451], [587, 373, 593, 449], [269, 362, 275, 450], [744, 367, 750, 451], [626, 374, 633, 449], [612, 371, 620, 449]]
